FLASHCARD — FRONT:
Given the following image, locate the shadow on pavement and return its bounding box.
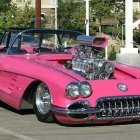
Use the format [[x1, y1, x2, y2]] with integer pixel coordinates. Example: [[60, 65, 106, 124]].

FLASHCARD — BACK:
[[0, 101, 34, 115], [1, 101, 140, 127]]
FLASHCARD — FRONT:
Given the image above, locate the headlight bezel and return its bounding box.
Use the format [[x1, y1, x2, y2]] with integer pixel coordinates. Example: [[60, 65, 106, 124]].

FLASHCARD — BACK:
[[80, 81, 92, 97], [66, 82, 80, 99], [66, 81, 92, 99]]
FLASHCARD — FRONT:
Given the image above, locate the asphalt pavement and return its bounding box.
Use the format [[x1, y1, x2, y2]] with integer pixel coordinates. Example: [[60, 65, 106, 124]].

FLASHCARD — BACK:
[[0, 101, 140, 140]]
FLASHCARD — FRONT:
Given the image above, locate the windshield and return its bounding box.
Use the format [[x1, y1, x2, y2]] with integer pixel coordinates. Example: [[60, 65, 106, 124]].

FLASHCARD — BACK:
[[1, 29, 82, 54], [1, 33, 39, 46]]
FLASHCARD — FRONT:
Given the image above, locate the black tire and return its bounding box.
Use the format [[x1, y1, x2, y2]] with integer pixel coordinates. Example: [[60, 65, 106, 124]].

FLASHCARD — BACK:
[[34, 83, 54, 123]]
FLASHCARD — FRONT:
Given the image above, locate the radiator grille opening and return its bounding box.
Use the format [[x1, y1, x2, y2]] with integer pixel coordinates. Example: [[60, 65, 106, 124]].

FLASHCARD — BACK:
[[67, 101, 89, 119], [96, 96, 140, 119]]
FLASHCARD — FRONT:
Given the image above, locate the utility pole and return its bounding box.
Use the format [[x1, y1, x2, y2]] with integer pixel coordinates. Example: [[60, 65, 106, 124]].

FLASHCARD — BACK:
[[120, 0, 138, 53], [35, 0, 41, 28], [117, 0, 139, 67], [55, 0, 58, 45], [125, 0, 133, 50], [55, 0, 58, 30]]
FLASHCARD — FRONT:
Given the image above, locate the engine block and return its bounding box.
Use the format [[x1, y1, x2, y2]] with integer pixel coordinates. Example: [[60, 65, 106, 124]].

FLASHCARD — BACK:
[[72, 57, 114, 80]]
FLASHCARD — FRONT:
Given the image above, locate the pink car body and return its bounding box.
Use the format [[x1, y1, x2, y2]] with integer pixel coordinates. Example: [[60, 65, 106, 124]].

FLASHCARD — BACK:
[[0, 28, 140, 125]]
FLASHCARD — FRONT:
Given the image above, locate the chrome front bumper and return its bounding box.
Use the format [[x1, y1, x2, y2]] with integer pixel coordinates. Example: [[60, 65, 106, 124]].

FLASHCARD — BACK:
[[51, 105, 101, 115], [50, 100, 101, 119], [51, 96, 140, 120]]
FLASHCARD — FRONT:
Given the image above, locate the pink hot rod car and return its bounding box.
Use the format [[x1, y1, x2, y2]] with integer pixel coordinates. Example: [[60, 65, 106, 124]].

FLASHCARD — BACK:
[[0, 28, 140, 125]]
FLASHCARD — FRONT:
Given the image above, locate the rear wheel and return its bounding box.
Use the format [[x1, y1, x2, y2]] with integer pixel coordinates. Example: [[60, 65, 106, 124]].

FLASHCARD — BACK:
[[34, 83, 54, 123]]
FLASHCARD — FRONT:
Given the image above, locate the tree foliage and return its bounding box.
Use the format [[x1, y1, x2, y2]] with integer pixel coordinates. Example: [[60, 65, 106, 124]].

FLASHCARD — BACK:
[[134, 10, 140, 20], [58, 0, 125, 33], [0, 0, 35, 28], [0, 0, 11, 14], [90, 0, 124, 20], [134, 29, 140, 44], [108, 45, 117, 60], [58, 0, 101, 33], [91, 0, 112, 19], [58, 0, 85, 32]]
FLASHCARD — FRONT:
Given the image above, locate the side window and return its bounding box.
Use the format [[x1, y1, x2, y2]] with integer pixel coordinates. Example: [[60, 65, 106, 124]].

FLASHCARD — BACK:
[[1, 33, 8, 45], [1, 33, 17, 46], [42, 34, 57, 48], [21, 35, 39, 45], [59, 34, 79, 48], [11, 36, 20, 48]]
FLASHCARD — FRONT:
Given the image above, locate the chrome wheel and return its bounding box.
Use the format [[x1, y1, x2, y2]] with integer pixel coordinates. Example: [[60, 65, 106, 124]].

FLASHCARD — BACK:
[[36, 83, 51, 115]]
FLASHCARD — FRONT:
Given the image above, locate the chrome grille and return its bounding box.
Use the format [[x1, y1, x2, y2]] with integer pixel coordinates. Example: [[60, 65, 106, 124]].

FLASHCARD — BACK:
[[96, 96, 140, 119]]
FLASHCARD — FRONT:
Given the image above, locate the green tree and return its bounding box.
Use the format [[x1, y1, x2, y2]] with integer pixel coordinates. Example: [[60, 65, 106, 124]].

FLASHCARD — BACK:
[[90, 0, 124, 32], [134, 29, 140, 44], [134, 10, 140, 20], [58, 0, 124, 34], [0, 0, 35, 28], [0, 0, 11, 14], [108, 45, 116, 60], [58, 0, 100, 33], [58, 0, 85, 32]]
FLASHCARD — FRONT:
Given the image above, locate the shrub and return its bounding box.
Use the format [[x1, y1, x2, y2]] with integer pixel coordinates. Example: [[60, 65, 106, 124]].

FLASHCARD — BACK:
[[134, 29, 140, 44], [108, 45, 116, 60], [103, 26, 122, 39]]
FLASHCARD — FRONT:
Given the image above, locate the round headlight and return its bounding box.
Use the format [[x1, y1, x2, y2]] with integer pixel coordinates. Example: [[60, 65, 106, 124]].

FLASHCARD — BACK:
[[66, 82, 79, 99], [80, 82, 92, 97]]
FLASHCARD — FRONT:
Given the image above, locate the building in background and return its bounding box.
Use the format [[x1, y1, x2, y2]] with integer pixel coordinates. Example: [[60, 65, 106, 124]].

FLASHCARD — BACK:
[[133, 0, 140, 11]]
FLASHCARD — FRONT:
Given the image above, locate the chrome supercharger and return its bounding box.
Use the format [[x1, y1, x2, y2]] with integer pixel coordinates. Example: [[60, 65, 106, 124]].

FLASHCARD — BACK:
[[72, 57, 114, 80]]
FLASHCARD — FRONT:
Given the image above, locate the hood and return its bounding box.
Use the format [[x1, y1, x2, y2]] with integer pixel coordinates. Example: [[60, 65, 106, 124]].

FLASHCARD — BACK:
[[0, 54, 84, 82], [113, 61, 140, 79]]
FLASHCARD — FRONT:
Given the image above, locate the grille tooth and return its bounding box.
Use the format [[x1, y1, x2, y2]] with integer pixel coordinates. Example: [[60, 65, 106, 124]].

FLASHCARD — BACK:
[[96, 96, 140, 119], [107, 101, 112, 117]]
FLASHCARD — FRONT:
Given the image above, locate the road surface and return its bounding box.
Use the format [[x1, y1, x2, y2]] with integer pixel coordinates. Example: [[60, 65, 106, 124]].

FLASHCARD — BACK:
[[0, 101, 140, 140]]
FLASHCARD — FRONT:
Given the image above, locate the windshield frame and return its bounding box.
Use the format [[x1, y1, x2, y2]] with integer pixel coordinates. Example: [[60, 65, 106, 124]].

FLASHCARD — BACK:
[[5, 28, 83, 55]]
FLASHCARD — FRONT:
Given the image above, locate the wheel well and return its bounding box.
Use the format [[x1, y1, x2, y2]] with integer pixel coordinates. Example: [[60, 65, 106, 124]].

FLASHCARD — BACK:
[[20, 80, 41, 109]]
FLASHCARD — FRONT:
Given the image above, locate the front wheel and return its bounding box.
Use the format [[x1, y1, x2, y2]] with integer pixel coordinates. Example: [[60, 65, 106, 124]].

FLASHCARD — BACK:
[[34, 83, 54, 123]]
